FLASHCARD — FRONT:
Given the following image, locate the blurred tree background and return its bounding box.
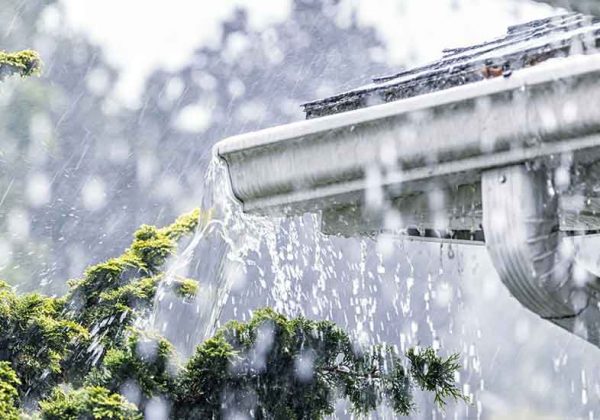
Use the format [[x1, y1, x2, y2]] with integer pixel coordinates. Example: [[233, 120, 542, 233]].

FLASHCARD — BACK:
[[0, 0, 388, 294]]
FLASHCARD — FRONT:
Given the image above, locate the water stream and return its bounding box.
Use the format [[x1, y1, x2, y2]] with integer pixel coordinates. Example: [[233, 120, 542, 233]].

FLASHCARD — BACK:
[[139, 152, 485, 417], [146, 154, 272, 356], [142, 152, 600, 418]]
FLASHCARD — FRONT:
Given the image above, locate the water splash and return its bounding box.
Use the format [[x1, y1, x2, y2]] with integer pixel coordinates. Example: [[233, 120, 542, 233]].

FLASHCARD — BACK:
[[141, 153, 494, 416], [146, 153, 283, 357]]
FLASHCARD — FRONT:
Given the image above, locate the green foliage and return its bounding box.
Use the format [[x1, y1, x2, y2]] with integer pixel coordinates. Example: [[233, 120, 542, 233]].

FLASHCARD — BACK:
[[0, 50, 42, 76], [0, 209, 464, 418], [39, 386, 142, 420], [175, 335, 236, 417], [173, 277, 199, 299], [407, 347, 465, 408], [0, 362, 20, 420], [340, 344, 411, 415], [86, 330, 177, 401], [67, 209, 201, 351], [0, 281, 88, 398], [173, 308, 464, 419], [162, 208, 204, 242], [0, 209, 201, 406], [0, 50, 41, 81]]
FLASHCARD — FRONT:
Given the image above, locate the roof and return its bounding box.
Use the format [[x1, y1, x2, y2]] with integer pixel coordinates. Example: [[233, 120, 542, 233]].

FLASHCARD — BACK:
[[302, 13, 600, 119]]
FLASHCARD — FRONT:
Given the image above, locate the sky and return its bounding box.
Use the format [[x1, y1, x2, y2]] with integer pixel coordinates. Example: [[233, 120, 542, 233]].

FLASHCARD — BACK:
[[58, 0, 558, 107]]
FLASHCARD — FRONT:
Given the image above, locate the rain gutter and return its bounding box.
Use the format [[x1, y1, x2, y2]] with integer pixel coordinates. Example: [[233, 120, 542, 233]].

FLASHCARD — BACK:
[[214, 54, 600, 347]]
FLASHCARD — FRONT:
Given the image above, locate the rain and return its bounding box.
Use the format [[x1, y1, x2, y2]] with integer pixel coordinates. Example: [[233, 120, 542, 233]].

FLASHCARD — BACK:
[[2, 0, 600, 418]]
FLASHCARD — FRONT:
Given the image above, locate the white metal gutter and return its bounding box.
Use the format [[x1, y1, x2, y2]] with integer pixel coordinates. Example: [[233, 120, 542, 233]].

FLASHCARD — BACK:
[[214, 53, 600, 347], [216, 54, 600, 219]]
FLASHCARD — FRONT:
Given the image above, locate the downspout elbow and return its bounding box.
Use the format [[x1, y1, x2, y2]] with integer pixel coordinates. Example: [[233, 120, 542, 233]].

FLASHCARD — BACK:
[[482, 164, 600, 346]]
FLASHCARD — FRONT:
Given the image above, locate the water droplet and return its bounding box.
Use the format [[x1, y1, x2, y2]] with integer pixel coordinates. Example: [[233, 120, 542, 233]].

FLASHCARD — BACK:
[[448, 246, 455, 259]]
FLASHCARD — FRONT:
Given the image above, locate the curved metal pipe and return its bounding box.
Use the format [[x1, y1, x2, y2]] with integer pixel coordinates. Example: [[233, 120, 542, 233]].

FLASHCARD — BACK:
[[482, 164, 600, 346]]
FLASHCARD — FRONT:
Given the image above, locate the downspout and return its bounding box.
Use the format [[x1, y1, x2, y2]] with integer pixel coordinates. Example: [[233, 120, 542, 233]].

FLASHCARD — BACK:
[[482, 164, 600, 345]]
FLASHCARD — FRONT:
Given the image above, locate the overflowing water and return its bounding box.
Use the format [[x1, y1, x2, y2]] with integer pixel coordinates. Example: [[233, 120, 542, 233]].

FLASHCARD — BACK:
[[138, 152, 482, 416], [148, 155, 262, 354], [134, 145, 600, 418]]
